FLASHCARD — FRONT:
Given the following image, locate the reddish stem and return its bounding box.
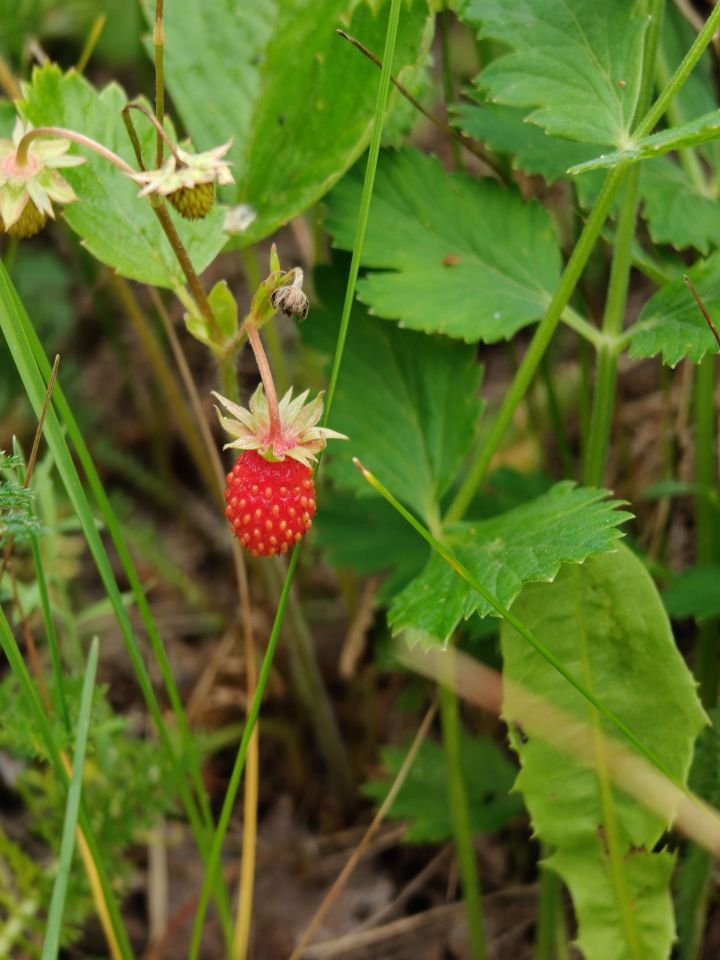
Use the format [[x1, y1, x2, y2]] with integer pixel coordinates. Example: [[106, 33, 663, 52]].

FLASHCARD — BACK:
[[246, 323, 282, 443]]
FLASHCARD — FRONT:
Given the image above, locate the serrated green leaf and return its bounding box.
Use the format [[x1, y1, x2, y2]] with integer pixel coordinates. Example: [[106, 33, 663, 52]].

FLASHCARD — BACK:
[[569, 109, 720, 175], [389, 482, 631, 646], [19, 65, 226, 288], [452, 100, 598, 182], [325, 148, 561, 342], [501, 548, 706, 960], [627, 255, 720, 367], [362, 734, 523, 842], [142, 0, 433, 244], [663, 566, 720, 623], [305, 266, 484, 526], [639, 158, 720, 255], [459, 0, 646, 147]]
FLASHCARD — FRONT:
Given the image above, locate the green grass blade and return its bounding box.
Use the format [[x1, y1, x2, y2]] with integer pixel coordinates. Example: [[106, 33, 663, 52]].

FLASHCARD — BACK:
[[0, 261, 234, 943], [0, 606, 133, 960], [42, 636, 99, 960]]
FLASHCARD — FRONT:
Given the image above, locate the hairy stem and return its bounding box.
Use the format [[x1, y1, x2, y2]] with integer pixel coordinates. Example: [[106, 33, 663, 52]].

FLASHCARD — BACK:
[[245, 322, 281, 441]]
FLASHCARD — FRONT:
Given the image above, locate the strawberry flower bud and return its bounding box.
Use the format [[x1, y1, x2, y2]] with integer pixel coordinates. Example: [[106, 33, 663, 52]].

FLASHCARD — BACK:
[[0, 118, 85, 237]]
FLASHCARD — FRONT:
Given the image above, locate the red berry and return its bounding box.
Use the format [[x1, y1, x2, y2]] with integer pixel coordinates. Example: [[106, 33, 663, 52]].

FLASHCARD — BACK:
[[224, 450, 316, 557]]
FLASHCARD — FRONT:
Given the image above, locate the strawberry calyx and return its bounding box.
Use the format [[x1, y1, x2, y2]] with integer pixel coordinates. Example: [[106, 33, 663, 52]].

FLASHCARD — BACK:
[[213, 383, 346, 467]]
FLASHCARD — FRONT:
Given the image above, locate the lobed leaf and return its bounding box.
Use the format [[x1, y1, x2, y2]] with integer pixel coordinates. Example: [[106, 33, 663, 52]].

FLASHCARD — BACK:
[[325, 148, 561, 343], [389, 482, 631, 647], [305, 266, 484, 527], [459, 0, 646, 147], [639, 158, 720, 256], [20, 65, 226, 288], [501, 548, 706, 960], [142, 0, 433, 244], [452, 100, 598, 183], [628, 255, 720, 367]]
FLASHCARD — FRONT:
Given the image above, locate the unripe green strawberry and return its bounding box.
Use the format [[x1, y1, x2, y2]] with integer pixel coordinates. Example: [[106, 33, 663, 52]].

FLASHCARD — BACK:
[[167, 182, 215, 220], [4, 200, 47, 238], [225, 451, 316, 556]]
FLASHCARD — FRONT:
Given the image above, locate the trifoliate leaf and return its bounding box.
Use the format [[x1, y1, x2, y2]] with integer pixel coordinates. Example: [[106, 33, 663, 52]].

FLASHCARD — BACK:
[[305, 266, 484, 528], [501, 548, 705, 960], [362, 735, 523, 842], [325, 148, 561, 343], [459, 0, 646, 147], [663, 566, 720, 623], [627, 255, 720, 367], [141, 0, 433, 244], [389, 482, 631, 647], [20, 65, 226, 288]]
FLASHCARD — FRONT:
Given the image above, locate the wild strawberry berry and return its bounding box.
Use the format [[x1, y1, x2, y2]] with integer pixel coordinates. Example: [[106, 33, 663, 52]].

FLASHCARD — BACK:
[[213, 383, 346, 557], [131, 140, 233, 217], [224, 451, 316, 557], [4, 199, 47, 238], [168, 181, 215, 220]]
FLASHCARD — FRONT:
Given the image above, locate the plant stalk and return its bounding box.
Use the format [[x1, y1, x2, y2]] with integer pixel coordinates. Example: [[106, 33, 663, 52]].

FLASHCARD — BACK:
[[439, 684, 487, 959]]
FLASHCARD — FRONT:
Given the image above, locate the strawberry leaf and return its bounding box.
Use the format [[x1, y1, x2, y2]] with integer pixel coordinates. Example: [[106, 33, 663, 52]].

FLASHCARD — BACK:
[[325, 148, 561, 343], [627, 255, 720, 367], [141, 0, 433, 244], [19, 65, 226, 289], [639, 158, 720, 255], [459, 0, 647, 148], [305, 266, 483, 528], [389, 482, 631, 647], [362, 735, 523, 842], [501, 548, 705, 960], [451, 100, 598, 183]]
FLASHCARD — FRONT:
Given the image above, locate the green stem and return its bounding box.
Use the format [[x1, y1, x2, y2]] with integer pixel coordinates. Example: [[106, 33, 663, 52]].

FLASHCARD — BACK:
[[154, 0, 165, 168], [583, 164, 641, 486], [636, 3, 720, 138], [446, 167, 625, 521], [540, 351, 574, 478], [439, 4, 462, 171], [325, 1, 403, 421], [439, 684, 486, 959], [694, 354, 718, 708], [30, 531, 70, 732], [536, 864, 565, 960], [188, 0, 405, 948], [584, 0, 663, 485]]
